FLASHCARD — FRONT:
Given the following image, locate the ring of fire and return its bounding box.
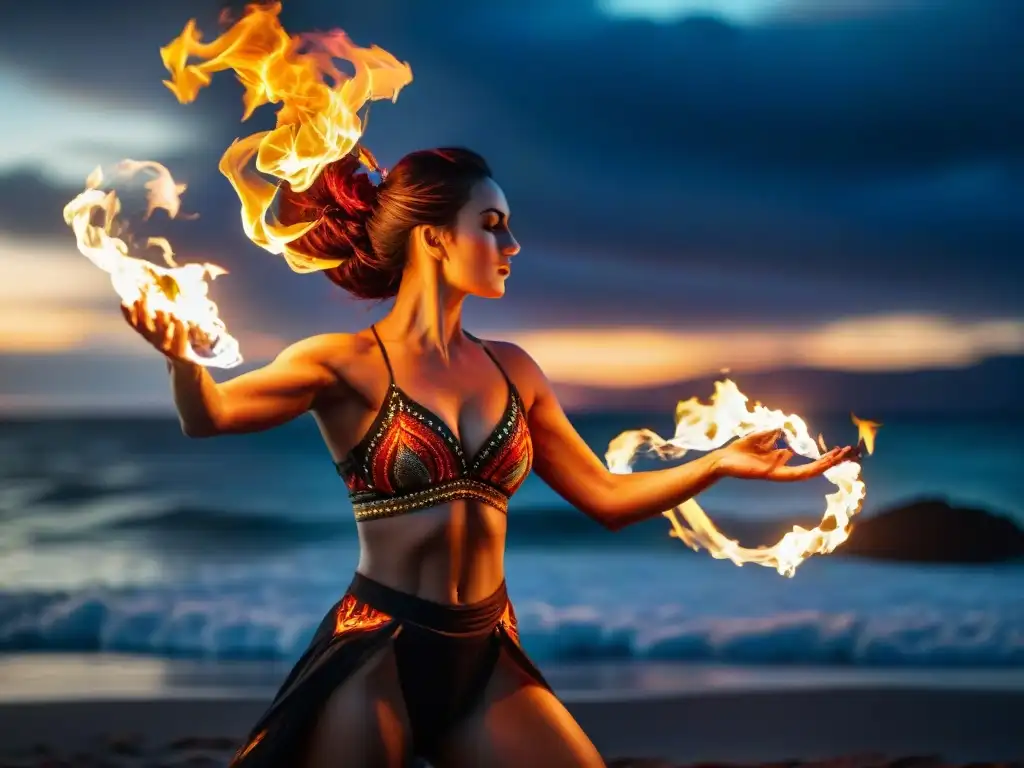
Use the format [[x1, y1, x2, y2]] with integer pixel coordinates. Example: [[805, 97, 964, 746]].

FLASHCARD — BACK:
[[604, 379, 880, 577]]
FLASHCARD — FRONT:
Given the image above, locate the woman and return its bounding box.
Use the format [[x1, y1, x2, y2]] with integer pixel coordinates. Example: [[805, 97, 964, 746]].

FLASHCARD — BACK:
[[122, 147, 856, 768]]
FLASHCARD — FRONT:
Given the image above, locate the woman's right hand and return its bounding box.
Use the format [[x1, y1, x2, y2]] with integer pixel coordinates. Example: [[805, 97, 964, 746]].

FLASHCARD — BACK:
[[713, 429, 859, 482], [120, 295, 190, 362]]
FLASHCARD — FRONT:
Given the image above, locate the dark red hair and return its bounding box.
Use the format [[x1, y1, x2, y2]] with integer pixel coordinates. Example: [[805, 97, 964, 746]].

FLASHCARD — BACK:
[[276, 147, 492, 300]]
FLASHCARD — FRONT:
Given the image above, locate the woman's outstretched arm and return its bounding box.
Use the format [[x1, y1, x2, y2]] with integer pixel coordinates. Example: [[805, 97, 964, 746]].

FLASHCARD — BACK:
[[493, 341, 854, 531], [123, 298, 340, 437], [167, 337, 338, 437]]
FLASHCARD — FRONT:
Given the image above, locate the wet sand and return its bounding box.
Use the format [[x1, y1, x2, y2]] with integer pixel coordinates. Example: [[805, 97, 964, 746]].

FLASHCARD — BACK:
[[0, 655, 1021, 767]]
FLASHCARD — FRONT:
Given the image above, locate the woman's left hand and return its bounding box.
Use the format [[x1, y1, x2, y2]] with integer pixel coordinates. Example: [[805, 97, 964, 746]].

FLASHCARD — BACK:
[[712, 429, 859, 482]]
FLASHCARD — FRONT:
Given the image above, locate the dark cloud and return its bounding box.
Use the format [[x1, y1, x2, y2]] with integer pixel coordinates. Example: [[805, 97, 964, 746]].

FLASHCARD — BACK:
[[298, 0, 1024, 317], [0, 171, 81, 238], [10, 0, 1024, 176], [0, 138, 238, 245], [0, 2, 224, 97], [417, 0, 1024, 175], [2, 0, 1022, 339]]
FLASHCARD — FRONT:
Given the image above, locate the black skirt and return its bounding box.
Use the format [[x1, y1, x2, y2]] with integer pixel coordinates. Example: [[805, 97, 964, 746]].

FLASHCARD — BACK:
[[229, 573, 550, 766]]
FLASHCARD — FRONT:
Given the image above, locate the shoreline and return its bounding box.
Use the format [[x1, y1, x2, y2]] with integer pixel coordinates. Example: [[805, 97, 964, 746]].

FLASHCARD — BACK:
[[5, 653, 1024, 702], [1, 655, 1022, 764]]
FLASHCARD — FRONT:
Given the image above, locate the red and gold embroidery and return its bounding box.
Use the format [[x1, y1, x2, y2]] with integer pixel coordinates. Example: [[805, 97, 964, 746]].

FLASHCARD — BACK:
[[353, 478, 510, 521], [341, 385, 533, 522], [476, 405, 532, 497], [372, 409, 462, 493]]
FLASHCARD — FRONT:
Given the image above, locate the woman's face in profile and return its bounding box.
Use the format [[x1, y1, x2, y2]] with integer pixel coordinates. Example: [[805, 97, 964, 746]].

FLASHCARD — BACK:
[[441, 178, 520, 299]]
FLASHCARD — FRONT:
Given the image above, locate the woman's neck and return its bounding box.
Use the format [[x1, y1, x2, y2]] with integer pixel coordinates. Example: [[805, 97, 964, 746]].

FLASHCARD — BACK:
[[378, 262, 467, 362]]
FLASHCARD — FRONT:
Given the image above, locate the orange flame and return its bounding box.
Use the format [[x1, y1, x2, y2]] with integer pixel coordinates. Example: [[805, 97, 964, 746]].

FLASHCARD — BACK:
[[62, 163, 241, 368], [851, 413, 882, 455], [159, 2, 413, 270], [606, 379, 880, 578]]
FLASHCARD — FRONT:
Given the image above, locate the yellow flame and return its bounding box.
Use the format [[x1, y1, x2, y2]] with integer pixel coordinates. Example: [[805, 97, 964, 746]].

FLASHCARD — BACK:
[[145, 236, 178, 267], [115, 160, 193, 220], [851, 413, 882, 455], [605, 379, 881, 577], [159, 2, 413, 270], [62, 162, 241, 368]]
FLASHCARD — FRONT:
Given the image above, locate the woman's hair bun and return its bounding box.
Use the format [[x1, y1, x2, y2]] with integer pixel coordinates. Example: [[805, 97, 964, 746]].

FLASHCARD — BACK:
[[277, 155, 397, 298], [278, 147, 492, 301]]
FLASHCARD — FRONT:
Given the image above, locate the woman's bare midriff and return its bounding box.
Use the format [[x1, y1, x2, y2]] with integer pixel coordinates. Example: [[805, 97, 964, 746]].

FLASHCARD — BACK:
[[307, 331, 518, 606], [354, 499, 509, 605]]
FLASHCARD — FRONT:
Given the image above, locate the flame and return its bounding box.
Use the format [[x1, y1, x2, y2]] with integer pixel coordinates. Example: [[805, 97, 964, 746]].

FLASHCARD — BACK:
[[116, 160, 192, 220], [605, 379, 881, 578], [851, 413, 882, 455], [159, 2, 413, 270], [62, 162, 241, 368], [145, 236, 178, 268]]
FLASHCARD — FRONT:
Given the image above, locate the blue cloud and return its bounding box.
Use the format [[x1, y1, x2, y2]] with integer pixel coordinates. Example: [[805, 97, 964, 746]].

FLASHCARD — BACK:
[[0, 0, 1020, 335]]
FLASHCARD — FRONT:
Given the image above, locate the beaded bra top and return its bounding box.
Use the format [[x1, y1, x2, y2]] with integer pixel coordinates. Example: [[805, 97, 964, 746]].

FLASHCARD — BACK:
[[336, 326, 533, 522]]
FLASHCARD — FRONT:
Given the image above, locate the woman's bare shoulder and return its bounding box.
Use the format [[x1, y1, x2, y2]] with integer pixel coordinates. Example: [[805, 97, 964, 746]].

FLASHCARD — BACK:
[[472, 337, 550, 406], [476, 337, 535, 368], [280, 330, 385, 386]]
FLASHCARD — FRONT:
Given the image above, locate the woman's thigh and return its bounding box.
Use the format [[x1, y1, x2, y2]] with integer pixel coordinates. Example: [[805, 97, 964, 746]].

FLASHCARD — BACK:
[[301, 642, 413, 768], [435, 649, 606, 768]]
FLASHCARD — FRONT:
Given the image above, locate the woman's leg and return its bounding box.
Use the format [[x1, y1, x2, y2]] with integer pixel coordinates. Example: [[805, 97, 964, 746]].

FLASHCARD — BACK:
[[434, 648, 606, 768], [301, 642, 414, 768]]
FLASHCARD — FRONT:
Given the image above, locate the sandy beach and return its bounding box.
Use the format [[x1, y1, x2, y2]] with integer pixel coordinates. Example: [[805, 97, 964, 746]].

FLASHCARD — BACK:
[[0, 655, 1022, 767]]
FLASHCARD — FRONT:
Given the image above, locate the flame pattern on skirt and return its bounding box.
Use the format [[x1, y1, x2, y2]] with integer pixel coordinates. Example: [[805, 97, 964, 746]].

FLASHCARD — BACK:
[[227, 588, 544, 766]]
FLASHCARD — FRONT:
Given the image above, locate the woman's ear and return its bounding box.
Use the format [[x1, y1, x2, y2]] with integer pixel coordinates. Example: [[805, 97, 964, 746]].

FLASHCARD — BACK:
[[419, 225, 447, 261]]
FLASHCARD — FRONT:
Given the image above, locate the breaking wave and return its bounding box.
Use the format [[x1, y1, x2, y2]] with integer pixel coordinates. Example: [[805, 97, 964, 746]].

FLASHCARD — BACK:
[[1, 587, 1021, 667]]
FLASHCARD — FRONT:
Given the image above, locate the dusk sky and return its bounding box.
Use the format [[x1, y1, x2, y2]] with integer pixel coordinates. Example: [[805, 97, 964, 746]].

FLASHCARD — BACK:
[[1, 0, 1022, 413]]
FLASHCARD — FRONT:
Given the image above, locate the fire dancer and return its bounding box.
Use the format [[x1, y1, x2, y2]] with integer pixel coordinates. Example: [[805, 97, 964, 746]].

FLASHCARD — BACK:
[[96, 5, 865, 766], [122, 147, 857, 767]]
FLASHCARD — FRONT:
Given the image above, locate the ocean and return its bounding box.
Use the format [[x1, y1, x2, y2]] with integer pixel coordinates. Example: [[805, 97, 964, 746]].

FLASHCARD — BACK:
[[0, 411, 1021, 668]]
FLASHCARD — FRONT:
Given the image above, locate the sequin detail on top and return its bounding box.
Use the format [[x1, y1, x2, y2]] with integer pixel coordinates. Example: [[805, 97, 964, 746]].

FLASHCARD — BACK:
[[336, 327, 533, 521]]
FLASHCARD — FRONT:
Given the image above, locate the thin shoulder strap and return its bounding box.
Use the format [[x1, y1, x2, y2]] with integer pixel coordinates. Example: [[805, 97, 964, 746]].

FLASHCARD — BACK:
[[369, 324, 395, 383], [465, 331, 513, 387]]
